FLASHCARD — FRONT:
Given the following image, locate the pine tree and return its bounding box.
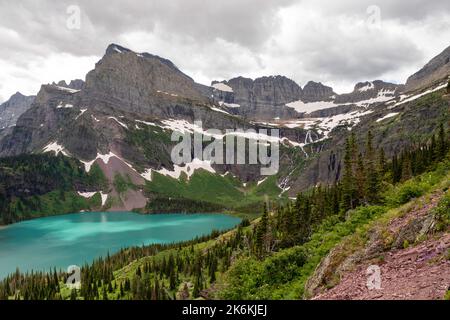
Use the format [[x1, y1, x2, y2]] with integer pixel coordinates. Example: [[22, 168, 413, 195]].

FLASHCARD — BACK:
[[102, 285, 108, 300], [437, 123, 447, 158], [378, 148, 387, 176], [341, 138, 356, 212], [136, 266, 142, 278], [401, 154, 413, 181], [365, 131, 380, 203], [295, 194, 311, 244], [169, 270, 176, 291], [70, 289, 77, 300], [255, 207, 268, 257], [356, 152, 366, 203]]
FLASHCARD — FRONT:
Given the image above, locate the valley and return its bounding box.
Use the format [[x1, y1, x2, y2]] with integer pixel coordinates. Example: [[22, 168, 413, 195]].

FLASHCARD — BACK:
[[0, 41, 449, 301]]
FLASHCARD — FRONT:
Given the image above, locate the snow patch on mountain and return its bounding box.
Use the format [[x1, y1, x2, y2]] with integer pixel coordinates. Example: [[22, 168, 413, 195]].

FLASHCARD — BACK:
[[376, 112, 399, 122], [81, 152, 120, 172], [286, 100, 341, 114], [108, 117, 128, 129], [78, 191, 98, 198], [156, 158, 216, 180], [75, 109, 87, 120], [315, 110, 374, 139], [212, 82, 233, 93], [219, 101, 241, 108], [390, 83, 447, 109], [56, 103, 74, 109], [54, 86, 80, 94], [210, 106, 231, 115], [43, 142, 69, 156], [353, 89, 396, 107], [358, 82, 375, 92]]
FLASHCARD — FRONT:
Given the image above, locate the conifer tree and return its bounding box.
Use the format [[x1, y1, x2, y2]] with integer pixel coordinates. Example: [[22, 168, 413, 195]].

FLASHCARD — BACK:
[[341, 138, 356, 212], [437, 123, 447, 158], [365, 131, 380, 203], [356, 152, 366, 203], [255, 207, 268, 257], [401, 153, 413, 181], [378, 148, 386, 175]]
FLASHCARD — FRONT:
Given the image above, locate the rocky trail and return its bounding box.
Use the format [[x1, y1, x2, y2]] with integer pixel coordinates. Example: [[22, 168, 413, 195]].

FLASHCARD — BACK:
[[314, 193, 450, 300]]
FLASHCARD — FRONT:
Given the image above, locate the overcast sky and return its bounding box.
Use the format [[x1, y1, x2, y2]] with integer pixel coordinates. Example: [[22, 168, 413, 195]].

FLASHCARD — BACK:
[[0, 0, 449, 103]]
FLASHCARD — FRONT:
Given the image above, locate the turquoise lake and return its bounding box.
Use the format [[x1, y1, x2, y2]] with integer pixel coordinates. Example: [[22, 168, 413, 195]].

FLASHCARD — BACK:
[[0, 212, 241, 279]]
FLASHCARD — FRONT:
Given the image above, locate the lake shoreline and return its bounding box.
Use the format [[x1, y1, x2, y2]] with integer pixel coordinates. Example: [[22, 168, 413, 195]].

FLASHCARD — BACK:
[[0, 212, 241, 279], [1, 209, 244, 227]]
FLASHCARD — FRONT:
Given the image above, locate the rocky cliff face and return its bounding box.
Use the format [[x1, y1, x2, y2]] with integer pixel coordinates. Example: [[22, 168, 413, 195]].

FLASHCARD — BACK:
[[335, 80, 402, 104], [212, 77, 402, 120], [406, 45, 450, 92], [56, 79, 85, 90], [301, 81, 335, 102], [212, 76, 302, 120], [0, 44, 308, 194], [0, 92, 35, 130], [1, 42, 449, 212]]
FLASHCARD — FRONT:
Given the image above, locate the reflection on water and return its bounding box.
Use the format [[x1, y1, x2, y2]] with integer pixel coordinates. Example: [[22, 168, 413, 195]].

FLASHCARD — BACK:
[[0, 212, 240, 279]]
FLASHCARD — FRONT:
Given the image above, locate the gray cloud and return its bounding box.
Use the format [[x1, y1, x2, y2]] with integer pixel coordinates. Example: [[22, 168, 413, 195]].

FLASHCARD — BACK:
[[0, 0, 449, 98]]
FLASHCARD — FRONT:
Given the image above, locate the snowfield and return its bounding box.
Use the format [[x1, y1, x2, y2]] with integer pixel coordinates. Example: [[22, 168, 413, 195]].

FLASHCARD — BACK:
[[141, 158, 216, 181], [286, 100, 341, 114], [108, 117, 128, 129], [390, 83, 447, 109], [357, 82, 375, 92], [43, 142, 69, 156], [212, 82, 233, 93], [376, 112, 399, 122]]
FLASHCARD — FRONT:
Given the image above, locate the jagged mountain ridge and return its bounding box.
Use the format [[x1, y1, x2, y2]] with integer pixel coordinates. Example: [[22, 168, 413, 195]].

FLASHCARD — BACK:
[[0, 43, 448, 211], [0, 44, 311, 211], [0, 92, 35, 130], [212, 76, 403, 121], [406, 45, 450, 92]]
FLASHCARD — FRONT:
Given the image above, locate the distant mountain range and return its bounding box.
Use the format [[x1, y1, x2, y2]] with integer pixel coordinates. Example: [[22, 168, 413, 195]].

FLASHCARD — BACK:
[[0, 42, 448, 212]]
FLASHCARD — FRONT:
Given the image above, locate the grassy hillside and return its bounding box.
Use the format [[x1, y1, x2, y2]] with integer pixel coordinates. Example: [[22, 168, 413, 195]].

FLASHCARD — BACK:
[[3, 139, 447, 300], [143, 170, 283, 216], [0, 154, 107, 225]]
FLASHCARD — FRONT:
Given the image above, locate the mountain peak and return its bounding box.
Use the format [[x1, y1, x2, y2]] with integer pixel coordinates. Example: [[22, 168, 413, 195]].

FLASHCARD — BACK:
[[406, 45, 450, 92], [104, 43, 182, 74], [10, 91, 25, 99], [105, 43, 133, 55], [302, 81, 335, 102]]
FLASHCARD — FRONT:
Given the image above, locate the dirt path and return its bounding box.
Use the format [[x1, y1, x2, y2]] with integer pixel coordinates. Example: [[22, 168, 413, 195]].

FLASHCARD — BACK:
[[314, 233, 450, 300], [313, 191, 450, 300]]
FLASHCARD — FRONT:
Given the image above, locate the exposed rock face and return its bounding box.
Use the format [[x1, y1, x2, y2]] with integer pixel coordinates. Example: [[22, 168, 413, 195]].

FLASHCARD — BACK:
[[288, 83, 450, 194], [83, 43, 210, 117], [311, 193, 450, 300], [301, 81, 335, 102], [0, 44, 305, 185], [0, 92, 35, 130], [335, 80, 402, 104], [54, 79, 85, 91], [212, 76, 302, 120], [212, 77, 401, 120], [406, 45, 450, 92], [1, 42, 448, 213]]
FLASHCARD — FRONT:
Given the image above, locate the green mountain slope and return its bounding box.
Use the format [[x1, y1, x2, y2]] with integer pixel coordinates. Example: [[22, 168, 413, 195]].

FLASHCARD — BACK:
[[2, 128, 448, 300]]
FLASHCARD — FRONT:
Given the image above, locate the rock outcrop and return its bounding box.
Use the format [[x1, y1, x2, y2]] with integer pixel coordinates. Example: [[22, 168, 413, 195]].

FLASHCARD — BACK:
[[301, 81, 335, 102], [0, 92, 35, 130], [335, 80, 402, 104], [212, 76, 302, 120], [310, 192, 450, 300], [406, 45, 450, 92]]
